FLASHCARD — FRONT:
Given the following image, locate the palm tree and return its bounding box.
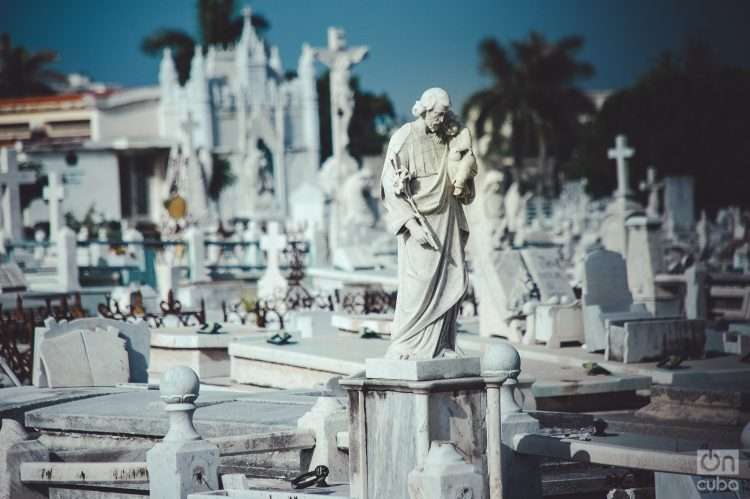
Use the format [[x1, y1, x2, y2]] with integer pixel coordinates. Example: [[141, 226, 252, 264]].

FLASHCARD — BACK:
[[464, 32, 594, 191], [0, 33, 66, 98], [142, 0, 269, 85]]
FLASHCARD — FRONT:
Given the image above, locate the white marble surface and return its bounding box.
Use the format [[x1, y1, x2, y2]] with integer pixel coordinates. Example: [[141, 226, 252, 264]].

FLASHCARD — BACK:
[[151, 324, 262, 349], [365, 357, 481, 381], [331, 313, 392, 335]]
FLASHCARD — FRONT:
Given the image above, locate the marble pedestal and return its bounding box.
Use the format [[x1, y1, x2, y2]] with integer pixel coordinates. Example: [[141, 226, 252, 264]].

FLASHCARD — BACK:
[[341, 358, 489, 499]]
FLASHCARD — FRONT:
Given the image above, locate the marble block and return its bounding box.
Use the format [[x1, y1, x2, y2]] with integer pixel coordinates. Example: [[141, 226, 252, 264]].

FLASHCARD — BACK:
[[341, 375, 489, 499], [606, 319, 706, 363], [365, 357, 481, 381]]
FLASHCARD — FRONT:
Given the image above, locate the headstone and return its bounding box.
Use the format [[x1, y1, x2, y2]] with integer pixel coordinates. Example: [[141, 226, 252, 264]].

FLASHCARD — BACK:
[[520, 248, 576, 304], [664, 176, 695, 236], [606, 319, 706, 363], [0, 148, 36, 241], [625, 215, 666, 313], [186, 226, 208, 282], [33, 317, 150, 387], [39, 327, 130, 387], [639, 166, 663, 219], [0, 263, 27, 293], [43, 171, 65, 240], [582, 247, 651, 352], [258, 222, 288, 298], [57, 226, 80, 291]]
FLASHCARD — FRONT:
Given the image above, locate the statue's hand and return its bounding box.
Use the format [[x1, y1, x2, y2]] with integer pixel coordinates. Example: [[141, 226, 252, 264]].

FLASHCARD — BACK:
[[406, 219, 439, 250]]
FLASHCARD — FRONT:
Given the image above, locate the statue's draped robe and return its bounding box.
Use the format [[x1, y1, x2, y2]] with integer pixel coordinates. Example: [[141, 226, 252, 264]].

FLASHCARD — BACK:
[[380, 120, 473, 359]]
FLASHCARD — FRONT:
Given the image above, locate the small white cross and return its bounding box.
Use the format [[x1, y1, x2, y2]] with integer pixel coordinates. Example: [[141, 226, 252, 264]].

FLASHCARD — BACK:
[[0, 147, 36, 240], [608, 135, 634, 198], [43, 172, 65, 238], [260, 221, 288, 273]]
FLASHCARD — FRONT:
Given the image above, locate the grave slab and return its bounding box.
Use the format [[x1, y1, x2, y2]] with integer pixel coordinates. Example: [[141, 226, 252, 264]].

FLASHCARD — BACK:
[[364, 357, 481, 381], [149, 324, 264, 380], [24, 389, 323, 438], [229, 335, 389, 389]]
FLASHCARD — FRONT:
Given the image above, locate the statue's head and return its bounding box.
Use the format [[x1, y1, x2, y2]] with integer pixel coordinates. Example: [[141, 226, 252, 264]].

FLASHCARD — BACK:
[[328, 27, 347, 51], [412, 88, 452, 133]]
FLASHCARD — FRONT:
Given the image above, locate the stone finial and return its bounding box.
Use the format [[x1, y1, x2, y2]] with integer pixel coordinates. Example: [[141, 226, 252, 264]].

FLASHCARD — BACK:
[[482, 343, 521, 378], [482, 343, 523, 415], [160, 366, 201, 442]]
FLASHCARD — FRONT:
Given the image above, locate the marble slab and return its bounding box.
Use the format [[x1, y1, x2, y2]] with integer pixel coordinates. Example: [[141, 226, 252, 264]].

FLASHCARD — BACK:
[[331, 313, 392, 335], [364, 357, 481, 381], [24, 389, 323, 438]]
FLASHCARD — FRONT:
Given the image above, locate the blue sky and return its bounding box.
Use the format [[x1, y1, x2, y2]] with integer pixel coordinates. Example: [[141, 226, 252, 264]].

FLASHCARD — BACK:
[[3, 0, 749, 116]]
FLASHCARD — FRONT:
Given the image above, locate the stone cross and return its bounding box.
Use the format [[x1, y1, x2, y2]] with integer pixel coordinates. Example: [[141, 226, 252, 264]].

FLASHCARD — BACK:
[[260, 222, 287, 276], [608, 135, 634, 199], [0, 147, 36, 240], [639, 167, 663, 219], [258, 221, 288, 298], [178, 113, 209, 223], [43, 172, 65, 239], [314, 27, 368, 162]]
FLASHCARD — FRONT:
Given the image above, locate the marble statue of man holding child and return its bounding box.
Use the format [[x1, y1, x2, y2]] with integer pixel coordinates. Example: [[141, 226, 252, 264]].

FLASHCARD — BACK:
[[380, 87, 477, 360]]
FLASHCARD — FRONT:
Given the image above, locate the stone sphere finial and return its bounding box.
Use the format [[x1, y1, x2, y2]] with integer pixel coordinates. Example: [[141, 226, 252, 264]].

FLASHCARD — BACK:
[[160, 366, 200, 405], [482, 342, 521, 378]]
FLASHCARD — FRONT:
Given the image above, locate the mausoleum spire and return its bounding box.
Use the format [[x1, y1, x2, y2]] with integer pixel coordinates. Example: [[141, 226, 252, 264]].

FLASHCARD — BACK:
[[159, 48, 178, 89]]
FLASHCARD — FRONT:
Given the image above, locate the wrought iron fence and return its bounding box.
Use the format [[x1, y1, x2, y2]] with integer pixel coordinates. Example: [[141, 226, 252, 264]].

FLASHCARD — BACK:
[[0, 293, 86, 384]]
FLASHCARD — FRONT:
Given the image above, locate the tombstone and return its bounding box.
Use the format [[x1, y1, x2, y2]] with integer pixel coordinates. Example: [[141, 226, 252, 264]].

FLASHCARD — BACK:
[[258, 221, 288, 298], [57, 226, 80, 291], [625, 215, 669, 314], [0, 147, 36, 241], [43, 171, 65, 240], [520, 248, 576, 304], [0, 262, 28, 293], [638, 167, 663, 219], [475, 249, 533, 341], [663, 176, 695, 237], [582, 247, 651, 352], [186, 226, 208, 282], [39, 327, 130, 387], [32, 317, 150, 387], [520, 248, 583, 347]]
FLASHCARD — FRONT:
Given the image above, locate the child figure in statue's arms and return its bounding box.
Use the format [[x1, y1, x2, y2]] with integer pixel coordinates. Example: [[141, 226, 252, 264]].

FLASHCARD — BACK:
[[446, 126, 478, 198]]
